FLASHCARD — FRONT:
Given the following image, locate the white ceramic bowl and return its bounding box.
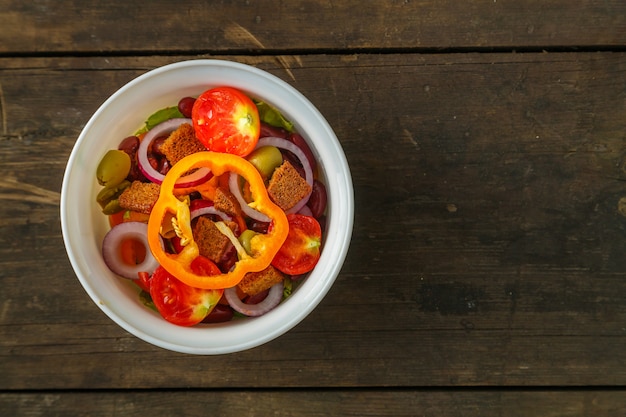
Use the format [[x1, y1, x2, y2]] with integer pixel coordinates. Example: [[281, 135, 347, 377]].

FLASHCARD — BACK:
[[61, 59, 353, 354]]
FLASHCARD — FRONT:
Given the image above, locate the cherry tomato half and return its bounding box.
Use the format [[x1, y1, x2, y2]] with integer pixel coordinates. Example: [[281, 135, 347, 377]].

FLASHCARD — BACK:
[[149, 258, 223, 326], [191, 86, 260, 157], [272, 214, 322, 275]]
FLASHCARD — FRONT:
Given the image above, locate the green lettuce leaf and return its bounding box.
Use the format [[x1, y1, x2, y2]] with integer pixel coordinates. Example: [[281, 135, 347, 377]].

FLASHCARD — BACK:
[[135, 106, 184, 135], [254, 100, 295, 132]]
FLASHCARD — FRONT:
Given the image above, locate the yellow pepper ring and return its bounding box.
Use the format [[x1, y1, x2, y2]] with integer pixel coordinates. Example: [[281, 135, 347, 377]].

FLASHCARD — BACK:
[[147, 151, 289, 290]]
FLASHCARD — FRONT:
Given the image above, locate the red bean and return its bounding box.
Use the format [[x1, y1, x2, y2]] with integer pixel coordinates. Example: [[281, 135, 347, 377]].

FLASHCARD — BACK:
[[151, 136, 168, 155], [289, 133, 317, 173], [245, 289, 270, 305], [280, 149, 306, 178], [118, 135, 139, 155], [148, 154, 160, 171], [118, 136, 146, 182], [317, 215, 327, 233], [218, 245, 237, 273], [260, 122, 289, 139], [247, 220, 270, 234], [127, 156, 147, 182], [202, 304, 234, 323], [307, 179, 327, 219], [157, 157, 170, 176], [178, 96, 196, 118]]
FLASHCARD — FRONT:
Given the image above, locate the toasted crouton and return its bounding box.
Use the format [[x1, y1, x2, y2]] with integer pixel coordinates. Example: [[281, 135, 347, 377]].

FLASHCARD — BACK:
[[193, 216, 238, 264], [214, 187, 243, 219], [267, 160, 312, 211], [160, 123, 206, 165], [118, 180, 160, 214], [238, 265, 285, 296]]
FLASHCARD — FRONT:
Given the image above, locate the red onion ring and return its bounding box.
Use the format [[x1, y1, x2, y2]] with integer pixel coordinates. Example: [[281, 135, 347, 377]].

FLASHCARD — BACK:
[[224, 281, 284, 317], [101, 222, 160, 279], [137, 118, 212, 187], [297, 205, 313, 217], [228, 172, 271, 222], [256, 136, 313, 213], [190, 204, 232, 222]]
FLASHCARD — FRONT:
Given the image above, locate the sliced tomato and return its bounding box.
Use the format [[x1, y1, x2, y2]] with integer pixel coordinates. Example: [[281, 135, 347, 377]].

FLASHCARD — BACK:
[[108, 211, 126, 227], [190, 255, 222, 276], [149, 261, 223, 326], [133, 271, 152, 293], [123, 210, 151, 223], [118, 236, 147, 266], [272, 214, 322, 275], [191, 86, 260, 157], [170, 235, 185, 254], [108, 210, 150, 228]]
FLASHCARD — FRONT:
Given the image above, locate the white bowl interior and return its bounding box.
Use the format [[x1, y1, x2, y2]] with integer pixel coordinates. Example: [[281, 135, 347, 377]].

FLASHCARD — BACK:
[[61, 59, 353, 354]]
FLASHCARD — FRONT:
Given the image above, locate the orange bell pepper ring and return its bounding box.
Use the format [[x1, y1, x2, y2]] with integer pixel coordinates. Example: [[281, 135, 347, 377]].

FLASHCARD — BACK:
[[147, 151, 289, 290]]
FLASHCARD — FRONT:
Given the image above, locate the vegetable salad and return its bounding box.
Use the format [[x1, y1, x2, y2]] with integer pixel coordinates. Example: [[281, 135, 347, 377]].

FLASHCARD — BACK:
[[95, 87, 327, 326]]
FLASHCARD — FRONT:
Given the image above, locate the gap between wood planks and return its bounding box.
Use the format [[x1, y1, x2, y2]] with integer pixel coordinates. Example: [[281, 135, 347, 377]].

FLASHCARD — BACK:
[[1, 44, 626, 60]]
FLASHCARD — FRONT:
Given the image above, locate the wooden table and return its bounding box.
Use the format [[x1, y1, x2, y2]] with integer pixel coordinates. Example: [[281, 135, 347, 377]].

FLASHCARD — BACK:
[[2, 1, 626, 415]]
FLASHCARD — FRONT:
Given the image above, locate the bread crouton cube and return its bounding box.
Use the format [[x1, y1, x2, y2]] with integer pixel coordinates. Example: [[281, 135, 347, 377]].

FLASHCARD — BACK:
[[118, 180, 160, 214], [238, 265, 285, 296], [214, 187, 243, 219], [193, 216, 238, 264], [160, 123, 206, 165], [267, 161, 312, 211]]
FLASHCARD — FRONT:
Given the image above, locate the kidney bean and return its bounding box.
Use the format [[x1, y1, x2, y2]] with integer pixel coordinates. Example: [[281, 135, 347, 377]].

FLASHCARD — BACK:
[[260, 122, 289, 139], [247, 220, 270, 234], [218, 245, 237, 273], [280, 149, 306, 178], [157, 157, 170, 176], [147, 153, 159, 171], [289, 132, 317, 173], [246, 289, 270, 305], [151, 136, 168, 155], [127, 154, 147, 182], [118, 135, 139, 155], [307, 179, 327, 219], [117, 136, 147, 182], [317, 215, 327, 233], [178, 96, 196, 118], [202, 304, 234, 323]]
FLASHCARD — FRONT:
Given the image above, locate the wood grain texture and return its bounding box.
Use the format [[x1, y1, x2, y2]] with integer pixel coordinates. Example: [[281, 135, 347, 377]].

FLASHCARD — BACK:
[[1, 0, 625, 54], [2, 390, 626, 416], [1, 53, 625, 391]]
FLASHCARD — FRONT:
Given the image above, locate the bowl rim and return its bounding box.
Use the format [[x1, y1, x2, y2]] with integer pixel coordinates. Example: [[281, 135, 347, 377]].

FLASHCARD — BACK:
[[60, 59, 354, 354]]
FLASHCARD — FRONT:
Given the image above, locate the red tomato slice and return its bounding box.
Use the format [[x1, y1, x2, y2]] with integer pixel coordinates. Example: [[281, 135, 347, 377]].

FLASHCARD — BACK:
[[190, 255, 222, 276], [133, 271, 152, 293], [108, 211, 126, 228], [272, 214, 322, 275], [191, 86, 260, 157], [149, 259, 223, 326], [108, 210, 150, 228], [170, 235, 185, 254], [118, 237, 146, 266]]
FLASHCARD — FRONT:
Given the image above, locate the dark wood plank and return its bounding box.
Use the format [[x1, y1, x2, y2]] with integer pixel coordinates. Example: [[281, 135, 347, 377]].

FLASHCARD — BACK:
[[1, 53, 626, 390], [2, 390, 626, 416], [1, 0, 625, 54]]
